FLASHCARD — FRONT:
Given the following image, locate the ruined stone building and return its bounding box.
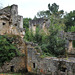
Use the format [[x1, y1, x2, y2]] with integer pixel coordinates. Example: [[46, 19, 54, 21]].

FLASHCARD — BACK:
[[29, 18, 50, 34], [0, 4, 25, 38], [29, 19, 75, 75], [0, 4, 27, 72], [65, 32, 75, 56], [0, 4, 75, 75], [27, 41, 75, 75]]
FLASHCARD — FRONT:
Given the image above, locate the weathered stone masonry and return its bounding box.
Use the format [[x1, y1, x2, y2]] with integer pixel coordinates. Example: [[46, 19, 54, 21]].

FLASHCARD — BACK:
[[29, 18, 50, 34], [27, 42, 75, 75], [0, 4, 25, 38]]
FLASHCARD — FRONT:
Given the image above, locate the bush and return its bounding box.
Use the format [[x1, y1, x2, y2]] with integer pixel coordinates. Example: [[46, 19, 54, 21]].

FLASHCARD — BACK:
[[0, 35, 18, 66], [70, 26, 75, 32]]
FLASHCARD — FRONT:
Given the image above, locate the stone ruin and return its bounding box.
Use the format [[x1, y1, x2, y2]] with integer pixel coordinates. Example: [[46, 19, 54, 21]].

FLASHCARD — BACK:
[[28, 19, 75, 75], [29, 18, 50, 34], [0, 4, 75, 75], [0, 4, 27, 73], [65, 32, 75, 56], [59, 31, 75, 56], [0, 4, 25, 38], [27, 42, 75, 75]]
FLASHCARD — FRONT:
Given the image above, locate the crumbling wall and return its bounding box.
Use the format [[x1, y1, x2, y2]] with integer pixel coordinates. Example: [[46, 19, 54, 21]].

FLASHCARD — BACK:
[[27, 42, 75, 75], [0, 35, 27, 73], [0, 4, 25, 38], [29, 18, 50, 33], [0, 4, 26, 73]]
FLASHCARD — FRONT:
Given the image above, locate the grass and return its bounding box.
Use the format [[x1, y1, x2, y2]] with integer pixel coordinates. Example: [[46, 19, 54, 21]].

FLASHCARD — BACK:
[[0, 73, 22, 75], [0, 72, 39, 75]]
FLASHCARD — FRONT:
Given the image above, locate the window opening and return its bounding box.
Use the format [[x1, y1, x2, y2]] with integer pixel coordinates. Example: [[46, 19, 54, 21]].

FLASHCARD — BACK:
[[11, 66, 14, 72], [33, 63, 35, 68]]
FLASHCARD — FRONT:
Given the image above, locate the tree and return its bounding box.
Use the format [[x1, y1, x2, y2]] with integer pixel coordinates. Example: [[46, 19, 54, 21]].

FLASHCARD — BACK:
[[48, 3, 59, 15], [37, 10, 50, 18], [36, 3, 64, 18], [23, 18, 31, 30], [64, 10, 75, 32], [47, 27, 65, 56], [23, 18, 32, 41]]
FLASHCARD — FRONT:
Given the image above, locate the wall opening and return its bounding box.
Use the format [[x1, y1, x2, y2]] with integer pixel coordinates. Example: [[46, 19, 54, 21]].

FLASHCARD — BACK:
[[15, 24, 17, 26], [58, 61, 67, 72], [2, 22, 6, 25], [33, 63, 35, 68], [60, 66, 67, 72], [11, 66, 14, 72]]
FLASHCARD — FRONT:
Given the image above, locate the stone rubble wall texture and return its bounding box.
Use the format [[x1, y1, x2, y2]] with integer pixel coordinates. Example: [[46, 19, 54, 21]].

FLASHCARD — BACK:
[[29, 18, 50, 34], [65, 32, 75, 55], [0, 4, 25, 38], [27, 42, 75, 75]]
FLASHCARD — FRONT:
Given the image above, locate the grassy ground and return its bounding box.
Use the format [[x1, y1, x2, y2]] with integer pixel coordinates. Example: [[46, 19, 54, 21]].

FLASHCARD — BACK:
[[0, 72, 38, 75], [0, 73, 22, 75], [0, 72, 42, 75]]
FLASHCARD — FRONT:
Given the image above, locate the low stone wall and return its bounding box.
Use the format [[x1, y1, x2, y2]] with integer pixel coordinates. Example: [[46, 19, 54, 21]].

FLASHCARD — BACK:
[[0, 57, 25, 72]]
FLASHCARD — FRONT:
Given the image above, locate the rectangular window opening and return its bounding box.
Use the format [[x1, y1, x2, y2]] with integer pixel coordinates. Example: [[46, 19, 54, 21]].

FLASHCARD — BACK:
[[11, 66, 14, 72], [33, 63, 35, 68]]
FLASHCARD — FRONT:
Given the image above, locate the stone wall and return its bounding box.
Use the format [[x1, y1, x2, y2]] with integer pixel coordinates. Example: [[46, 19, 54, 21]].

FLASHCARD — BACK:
[[27, 42, 75, 75], [0, 5, 26, 73], [0, 57, 25, 72], [0, 35, 27, 73], [29, 18, 50, 33], [0, 4, 25, 38], [65, 32, 75, 55]]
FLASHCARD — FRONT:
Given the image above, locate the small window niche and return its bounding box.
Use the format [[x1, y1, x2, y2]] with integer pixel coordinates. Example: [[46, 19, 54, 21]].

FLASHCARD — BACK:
[[2, 22, 6, 25], [33, 63, 35, 68], [15, 24, 17, 26], [60, 66, 67, 72], [10, 66, 14, 72], [58, 61, 67, 72]]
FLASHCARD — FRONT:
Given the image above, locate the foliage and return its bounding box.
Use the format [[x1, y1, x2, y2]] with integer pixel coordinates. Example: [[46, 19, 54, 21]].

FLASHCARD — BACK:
[[24, 2, 71, 57], [64, 10, 75, 32], [72, 40, 75, 48], [24, 29, 34, 42], [40, 17, 65, 56], [70, 26, 75, 32], [24, 17, 65, 57], [36, 3, 64, 18], [0, 35, 19, 66], [23, 18, 31, 30], [23, 18, 32, 42], [47, 30, 65, 56], [37, 10, 50, 18], [48, 3, 59, 15]]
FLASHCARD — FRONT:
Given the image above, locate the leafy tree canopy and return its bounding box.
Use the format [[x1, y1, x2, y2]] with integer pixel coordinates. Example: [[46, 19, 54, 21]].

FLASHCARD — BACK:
[[36, 3, 64, 18], [64, 10, 75, 32]]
